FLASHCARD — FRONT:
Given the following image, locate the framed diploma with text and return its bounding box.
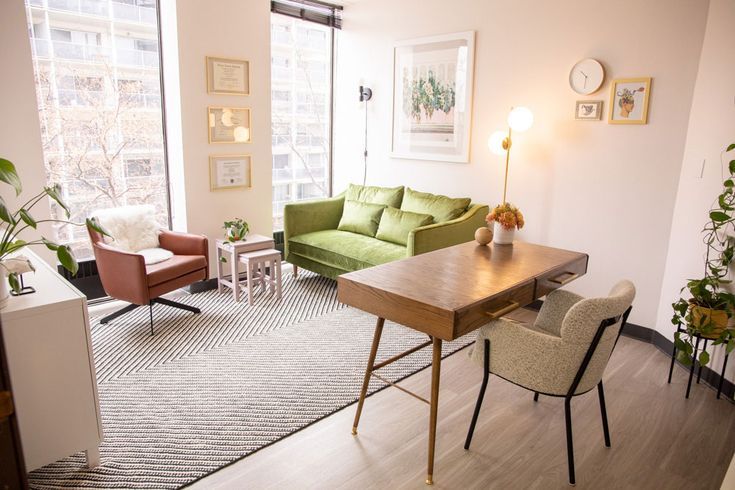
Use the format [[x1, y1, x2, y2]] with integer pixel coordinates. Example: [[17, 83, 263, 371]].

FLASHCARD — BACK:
[[209, 155, 252, 191], [207, 106, 251, 144], [206, 56, 250, 95]]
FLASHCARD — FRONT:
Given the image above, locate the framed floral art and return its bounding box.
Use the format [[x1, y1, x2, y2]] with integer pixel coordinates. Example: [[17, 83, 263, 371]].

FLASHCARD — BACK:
[[391, 31, 475, 163], [608, 78, 651, 125]]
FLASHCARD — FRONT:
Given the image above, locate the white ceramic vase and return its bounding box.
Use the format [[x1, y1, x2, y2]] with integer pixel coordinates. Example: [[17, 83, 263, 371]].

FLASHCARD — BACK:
[[493, 222, 516, 245]]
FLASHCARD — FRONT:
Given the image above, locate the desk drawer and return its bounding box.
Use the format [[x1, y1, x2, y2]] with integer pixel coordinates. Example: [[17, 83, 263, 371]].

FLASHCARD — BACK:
[[454, 279, 535, 338], [536, 255, 588, 298]]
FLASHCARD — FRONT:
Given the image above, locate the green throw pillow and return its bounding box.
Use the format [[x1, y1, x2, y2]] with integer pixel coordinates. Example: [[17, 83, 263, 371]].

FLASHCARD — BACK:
[[375, 207, 433, 246], [400, 187, 471, 223], [345, 183, 404, 208], [337, 200, 386, 237]]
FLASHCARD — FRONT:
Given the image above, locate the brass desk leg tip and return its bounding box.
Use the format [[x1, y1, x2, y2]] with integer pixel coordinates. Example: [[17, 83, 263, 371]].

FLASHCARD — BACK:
[[425, 476, 433, 485], [351, 427, 358, 436]]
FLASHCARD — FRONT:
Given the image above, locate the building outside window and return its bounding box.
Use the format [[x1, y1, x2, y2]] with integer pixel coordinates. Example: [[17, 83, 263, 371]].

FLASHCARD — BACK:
[[270, 14, 333, 230], [24, 0, 169, 261]]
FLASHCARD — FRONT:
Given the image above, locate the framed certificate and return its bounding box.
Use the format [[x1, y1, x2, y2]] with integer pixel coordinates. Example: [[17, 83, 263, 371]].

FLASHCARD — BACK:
[[207, 106, 251, 144], [209, 155, 251, 190], [206, 56, 250, 95]]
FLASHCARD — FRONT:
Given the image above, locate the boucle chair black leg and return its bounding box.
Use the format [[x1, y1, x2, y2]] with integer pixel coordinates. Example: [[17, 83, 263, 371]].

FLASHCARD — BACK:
[[533, 392, 539, 402], [564, 398, 575, 486], [465, 339, 490, 450], [597, 381, 611, 447]]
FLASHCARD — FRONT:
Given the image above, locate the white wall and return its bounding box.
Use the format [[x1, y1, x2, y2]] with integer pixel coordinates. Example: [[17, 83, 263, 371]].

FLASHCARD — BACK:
[[333, 0, 710, 327], [171, 0, 273, 277], [0, 0, 55, 265], [656, 0, 735, 378]]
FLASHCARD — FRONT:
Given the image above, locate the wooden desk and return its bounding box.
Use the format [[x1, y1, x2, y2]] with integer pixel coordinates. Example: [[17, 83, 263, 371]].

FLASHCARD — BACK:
[[337, 241, 588, 485]]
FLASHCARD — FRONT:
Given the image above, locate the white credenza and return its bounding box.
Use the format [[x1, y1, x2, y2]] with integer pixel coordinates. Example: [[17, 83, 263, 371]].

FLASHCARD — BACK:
[[0, 250, 102, 471]]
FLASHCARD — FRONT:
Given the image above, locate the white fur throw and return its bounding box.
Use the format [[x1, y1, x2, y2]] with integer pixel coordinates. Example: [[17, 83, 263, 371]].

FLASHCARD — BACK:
[[138, 247, 174, 265], [93, 205, 161, 253]]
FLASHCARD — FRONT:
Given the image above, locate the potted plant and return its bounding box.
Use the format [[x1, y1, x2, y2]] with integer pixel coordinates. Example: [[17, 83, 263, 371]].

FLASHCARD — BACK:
[[486, 202, 524, 245], [224, 218, 249, 242], [0, 157, 107, 303], [672, 142, 735, 366]]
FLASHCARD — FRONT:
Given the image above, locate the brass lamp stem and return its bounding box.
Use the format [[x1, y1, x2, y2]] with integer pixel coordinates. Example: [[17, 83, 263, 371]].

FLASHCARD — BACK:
[[502, 127, 512, 205]]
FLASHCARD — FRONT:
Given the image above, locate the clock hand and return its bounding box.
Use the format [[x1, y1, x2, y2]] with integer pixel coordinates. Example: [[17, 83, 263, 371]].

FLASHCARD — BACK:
[[580, 70, 588, 78]]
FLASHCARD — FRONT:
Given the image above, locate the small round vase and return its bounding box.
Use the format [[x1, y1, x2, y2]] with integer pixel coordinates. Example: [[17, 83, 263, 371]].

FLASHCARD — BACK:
[[493, 222, 515, 245], [474, 227, 493, 246]]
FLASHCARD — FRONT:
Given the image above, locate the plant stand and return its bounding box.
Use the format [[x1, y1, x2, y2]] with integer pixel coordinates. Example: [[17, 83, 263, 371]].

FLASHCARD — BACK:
[[668, 328, 730, 399]]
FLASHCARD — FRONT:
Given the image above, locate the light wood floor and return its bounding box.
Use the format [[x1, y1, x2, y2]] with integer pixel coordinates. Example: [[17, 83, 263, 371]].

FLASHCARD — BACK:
[[190, 310, 735, 490]]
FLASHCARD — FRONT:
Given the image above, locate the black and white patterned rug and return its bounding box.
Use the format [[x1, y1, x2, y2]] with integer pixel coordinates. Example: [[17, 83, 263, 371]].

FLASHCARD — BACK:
[[29, 272, 475, 489]]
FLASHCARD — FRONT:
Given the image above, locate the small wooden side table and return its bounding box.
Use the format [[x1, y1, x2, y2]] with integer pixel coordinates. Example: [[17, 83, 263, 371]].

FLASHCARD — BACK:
[[216, 235, 274, 301], [238, 248, 282, 306]]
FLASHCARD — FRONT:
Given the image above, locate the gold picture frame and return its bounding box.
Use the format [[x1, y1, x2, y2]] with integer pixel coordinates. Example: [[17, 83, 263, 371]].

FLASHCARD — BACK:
[[206, 56, 250, 95], [608, 77, 651, 125], [209, 154, 252, 191], [207, 106, 252, 144]]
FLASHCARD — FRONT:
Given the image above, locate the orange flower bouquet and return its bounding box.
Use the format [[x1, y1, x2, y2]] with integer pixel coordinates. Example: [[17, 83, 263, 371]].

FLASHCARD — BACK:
[[486, 203, 524, 230]]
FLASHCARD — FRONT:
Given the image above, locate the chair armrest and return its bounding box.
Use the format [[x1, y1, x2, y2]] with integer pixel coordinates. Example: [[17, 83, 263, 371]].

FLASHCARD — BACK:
[[406, 204, 489, 256], [283, 195, 345, 260], [159, 230, 209, 280], [92, 242, 149, 305], [533, 289, 585, 337], [470, 318, 580, 395]]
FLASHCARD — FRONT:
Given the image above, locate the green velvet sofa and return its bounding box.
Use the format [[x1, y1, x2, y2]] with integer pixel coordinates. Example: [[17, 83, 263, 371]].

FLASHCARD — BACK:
[[283, 184, 489, 279]]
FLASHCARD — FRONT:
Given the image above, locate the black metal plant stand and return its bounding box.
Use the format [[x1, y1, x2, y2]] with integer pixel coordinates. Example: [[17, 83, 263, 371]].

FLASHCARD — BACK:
[[668, 328, 730, 399]]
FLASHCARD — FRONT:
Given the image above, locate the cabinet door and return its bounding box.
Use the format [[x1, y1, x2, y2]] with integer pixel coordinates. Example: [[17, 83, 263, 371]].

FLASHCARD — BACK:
[[2, 303, 100, 471]]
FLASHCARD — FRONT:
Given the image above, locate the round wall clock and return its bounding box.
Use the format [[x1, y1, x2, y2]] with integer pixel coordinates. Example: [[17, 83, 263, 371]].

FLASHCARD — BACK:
[[569, 58, 605, 95]]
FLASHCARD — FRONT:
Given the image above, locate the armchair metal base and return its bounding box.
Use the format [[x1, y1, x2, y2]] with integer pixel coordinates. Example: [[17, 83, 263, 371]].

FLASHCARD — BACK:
[[99, 297, 201, 336]]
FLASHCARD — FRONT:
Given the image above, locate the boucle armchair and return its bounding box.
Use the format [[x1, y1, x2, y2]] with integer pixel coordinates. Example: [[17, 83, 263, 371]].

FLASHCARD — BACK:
[[464, 280, 635, 486]]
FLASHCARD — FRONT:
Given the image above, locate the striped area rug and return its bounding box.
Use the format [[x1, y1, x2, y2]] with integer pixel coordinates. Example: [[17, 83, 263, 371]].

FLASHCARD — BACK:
[[28, 271, 475, 489]]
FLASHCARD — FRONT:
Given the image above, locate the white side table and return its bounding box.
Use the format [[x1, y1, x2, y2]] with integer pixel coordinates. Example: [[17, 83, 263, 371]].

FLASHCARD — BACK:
[[216, 235, 275, 301], [238, 248, 282, 306]]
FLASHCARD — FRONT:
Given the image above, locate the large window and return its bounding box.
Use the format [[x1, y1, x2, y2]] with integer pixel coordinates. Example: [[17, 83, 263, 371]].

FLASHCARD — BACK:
[[24, 0, 169, 261], [270, 13, 333, 230]]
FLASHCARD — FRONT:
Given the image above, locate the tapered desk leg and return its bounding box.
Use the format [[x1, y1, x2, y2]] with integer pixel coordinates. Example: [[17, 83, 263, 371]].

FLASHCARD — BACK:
[[426, 336, 442, 486], [352, 317, 385, 435]]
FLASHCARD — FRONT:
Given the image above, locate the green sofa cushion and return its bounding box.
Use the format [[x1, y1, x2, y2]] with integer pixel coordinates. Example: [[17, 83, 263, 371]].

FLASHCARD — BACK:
[[375, 207, 433, 246], [345, 183, 404, 208], [401, 187, 471, 223], [289, 229, 407, 272], [337, 200, 386, 237]]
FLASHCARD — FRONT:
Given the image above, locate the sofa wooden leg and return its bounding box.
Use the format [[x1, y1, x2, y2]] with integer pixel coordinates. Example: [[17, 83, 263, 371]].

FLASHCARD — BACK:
[[293, 265, 298, 279]]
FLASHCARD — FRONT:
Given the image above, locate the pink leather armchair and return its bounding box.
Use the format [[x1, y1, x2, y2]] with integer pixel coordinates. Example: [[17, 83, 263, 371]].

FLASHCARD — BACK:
[[88, 225, 209, 335]]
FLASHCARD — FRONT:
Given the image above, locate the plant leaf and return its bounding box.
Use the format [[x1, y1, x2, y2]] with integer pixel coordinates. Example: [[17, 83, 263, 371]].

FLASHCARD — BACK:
[[710, 211, 730, 222], [0, 158, 22, 196], [0, 196, 14, 225], [85, 218, 110, 237], [42, 237, 59, 251], [699, 350, 710, 366], [7, 273, 20, 294], [19, 208, 36, 229], [725, 179, 734, 188], [57, 245, 78, 276], [45, 184, 70, 218], [728, 143, 735, 152]]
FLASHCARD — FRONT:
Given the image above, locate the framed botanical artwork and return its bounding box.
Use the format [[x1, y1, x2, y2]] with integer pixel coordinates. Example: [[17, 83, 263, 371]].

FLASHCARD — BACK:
[[608, 78, 651, 125], [207, 106, 251, 144], [209, 155, 251, 191], [391, 31, 475, 163], [575, 100, 602, 120], [206, 56, 250, 95]]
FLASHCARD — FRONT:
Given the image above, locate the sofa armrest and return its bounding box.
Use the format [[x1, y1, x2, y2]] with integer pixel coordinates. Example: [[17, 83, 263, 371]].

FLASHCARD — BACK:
[[283, 195, 345, 259], [407, 204, 489, 256], [159, 230, 209, 280], [92, 242, 149, 305]]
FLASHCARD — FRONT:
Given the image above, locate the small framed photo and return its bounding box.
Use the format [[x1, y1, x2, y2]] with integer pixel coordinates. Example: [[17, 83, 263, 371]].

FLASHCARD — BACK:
[[209, 155, 252, 191], [206, 56, 250, 95], [207, 106, 251, 144], [575, 100, 602, 120], [608, 77, 651, 125]]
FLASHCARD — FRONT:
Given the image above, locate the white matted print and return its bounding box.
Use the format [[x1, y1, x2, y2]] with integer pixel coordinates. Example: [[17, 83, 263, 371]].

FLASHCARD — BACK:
[[575, 100, 602, 120], [391, 31, 475, 163], [608, 78, 651, 125]]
